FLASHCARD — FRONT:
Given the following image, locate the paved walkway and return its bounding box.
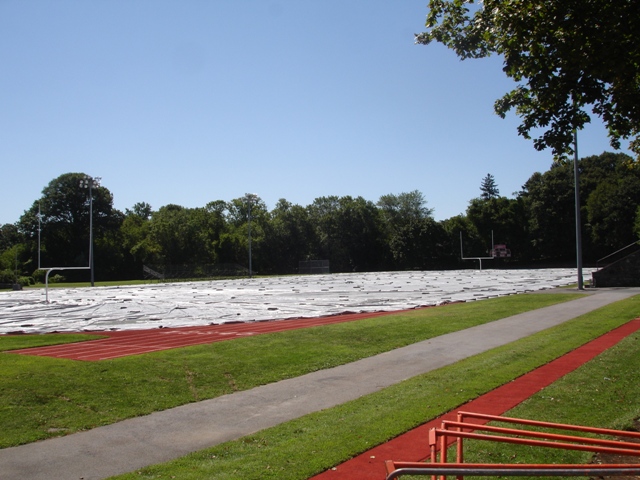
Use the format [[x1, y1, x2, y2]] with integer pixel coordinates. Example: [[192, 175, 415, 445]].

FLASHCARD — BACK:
[[1, 288, 638, 480]]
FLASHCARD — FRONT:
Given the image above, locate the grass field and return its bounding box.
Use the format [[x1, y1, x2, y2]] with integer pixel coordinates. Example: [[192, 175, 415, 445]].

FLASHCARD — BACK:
[[1, 292, 639, 479]]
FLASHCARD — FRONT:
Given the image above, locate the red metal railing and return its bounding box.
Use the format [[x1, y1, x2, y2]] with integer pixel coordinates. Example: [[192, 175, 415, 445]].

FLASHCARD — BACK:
[[385, 411, 640, 479]]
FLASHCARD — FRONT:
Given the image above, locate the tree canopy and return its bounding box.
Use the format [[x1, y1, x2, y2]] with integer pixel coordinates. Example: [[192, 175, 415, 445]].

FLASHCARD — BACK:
[[18, 173, 122, 270], [3, 155, 639, 284], [416, 0, 640, 159]]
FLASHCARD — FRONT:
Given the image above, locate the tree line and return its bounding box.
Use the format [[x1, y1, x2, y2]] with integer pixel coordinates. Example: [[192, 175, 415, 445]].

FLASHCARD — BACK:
[[1, 152, 640, 284]]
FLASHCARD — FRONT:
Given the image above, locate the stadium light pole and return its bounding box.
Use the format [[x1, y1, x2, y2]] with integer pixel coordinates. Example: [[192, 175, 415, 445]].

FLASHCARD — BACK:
[[573, 131, 584, 290], [37, 203, 42, 269], [79, 175, 101, 287], [244, 193, 258, 278]]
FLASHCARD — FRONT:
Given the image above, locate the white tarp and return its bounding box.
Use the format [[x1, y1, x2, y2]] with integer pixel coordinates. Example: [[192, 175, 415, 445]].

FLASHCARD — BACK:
[[0, 269, 587, 334]]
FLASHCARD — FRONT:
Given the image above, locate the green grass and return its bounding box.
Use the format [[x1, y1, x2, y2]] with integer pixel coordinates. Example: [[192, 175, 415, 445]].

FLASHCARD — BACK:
[[107, 295, 640, 480], [455, 329, 640, 474], [26, 279, 156, 288], [0, 334, 106, 352], [0, 293, 577, 448], [26, 276, 261, 289]]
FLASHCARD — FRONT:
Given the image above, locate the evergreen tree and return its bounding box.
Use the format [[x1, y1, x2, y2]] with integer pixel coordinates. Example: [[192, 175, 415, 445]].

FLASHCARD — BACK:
[[480, 174, 500, 200]]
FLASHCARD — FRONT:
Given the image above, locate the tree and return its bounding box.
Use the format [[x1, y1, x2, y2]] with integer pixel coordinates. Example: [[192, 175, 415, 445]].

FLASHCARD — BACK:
[[306, 196, 344, 267], [120, 203, 156, 275], [377, 191, 440, 269], [217, 196, 269, 271], [519, 165, 578, 261], [262, 199, 315, 274], [586, 166, 640, 252], [0, 223, 23, 252], [466, 196, 530, 261], [335, 196, 388, 272], [200, 200, 229, 265], [0, 224, 26, 282], [18, 173, 123, 279], [517, 152, 639, 262], [417, 0, 640, 158], [472, 175, 526, 258], [387, 217, 449, 270], [125, 202, 153, 220], [440, 214, 481, 265], [377, 190, 434, 227], [307, 196, 388, 272], [635, 207, 640, 241], [479, 174, 499, 200], [147, 204, 216, 266]]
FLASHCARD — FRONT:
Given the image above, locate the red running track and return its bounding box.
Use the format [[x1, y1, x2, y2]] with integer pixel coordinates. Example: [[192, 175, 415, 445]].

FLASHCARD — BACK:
[[310, 318, 640, 480], [7, 310, 416, 361]]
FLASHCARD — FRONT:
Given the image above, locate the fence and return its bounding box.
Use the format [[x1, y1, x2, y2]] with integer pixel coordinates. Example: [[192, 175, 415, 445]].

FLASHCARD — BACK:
[[298, 260, 330, 274], [143, 264, 249, 280]]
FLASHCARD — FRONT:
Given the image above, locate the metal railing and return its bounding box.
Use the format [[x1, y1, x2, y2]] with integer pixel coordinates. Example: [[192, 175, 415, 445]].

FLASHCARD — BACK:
[[385, 411, 640, 479], [596, 240, 640, 270], [385, 462, 640, 478]]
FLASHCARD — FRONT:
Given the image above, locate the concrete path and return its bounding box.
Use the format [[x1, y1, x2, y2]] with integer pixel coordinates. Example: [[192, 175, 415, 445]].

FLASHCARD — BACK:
[[1, 288, 638, 480]]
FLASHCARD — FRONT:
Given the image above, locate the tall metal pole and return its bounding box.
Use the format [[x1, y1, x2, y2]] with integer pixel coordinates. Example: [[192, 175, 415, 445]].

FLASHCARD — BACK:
[[573, 131, 584, 290], [37, 203, 42, 269], [89, 181, 94, 287], [244, 193, 258, 279], [248, 201, 252, 279], [80, 175, 100, 287]]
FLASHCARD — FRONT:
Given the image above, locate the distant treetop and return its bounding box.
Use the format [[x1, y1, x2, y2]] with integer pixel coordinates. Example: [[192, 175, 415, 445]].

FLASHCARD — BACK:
[[480, 173, 499, 200]]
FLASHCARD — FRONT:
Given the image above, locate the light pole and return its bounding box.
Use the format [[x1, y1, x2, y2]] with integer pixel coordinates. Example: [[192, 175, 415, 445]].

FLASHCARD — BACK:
[[37, 203, 42, 270], [573, 131, 584, 290], [244, 193, 258, 278], [79, 175, 101, 287]]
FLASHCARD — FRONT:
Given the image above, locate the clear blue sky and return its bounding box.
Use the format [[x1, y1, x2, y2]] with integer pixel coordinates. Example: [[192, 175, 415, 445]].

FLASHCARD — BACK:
[[0, 1, 626, 225]]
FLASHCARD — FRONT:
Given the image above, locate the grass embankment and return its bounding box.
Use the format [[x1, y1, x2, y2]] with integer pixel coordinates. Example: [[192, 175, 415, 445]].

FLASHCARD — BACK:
[[0, 293, 577, 448], [107, 295, 640, 480]]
